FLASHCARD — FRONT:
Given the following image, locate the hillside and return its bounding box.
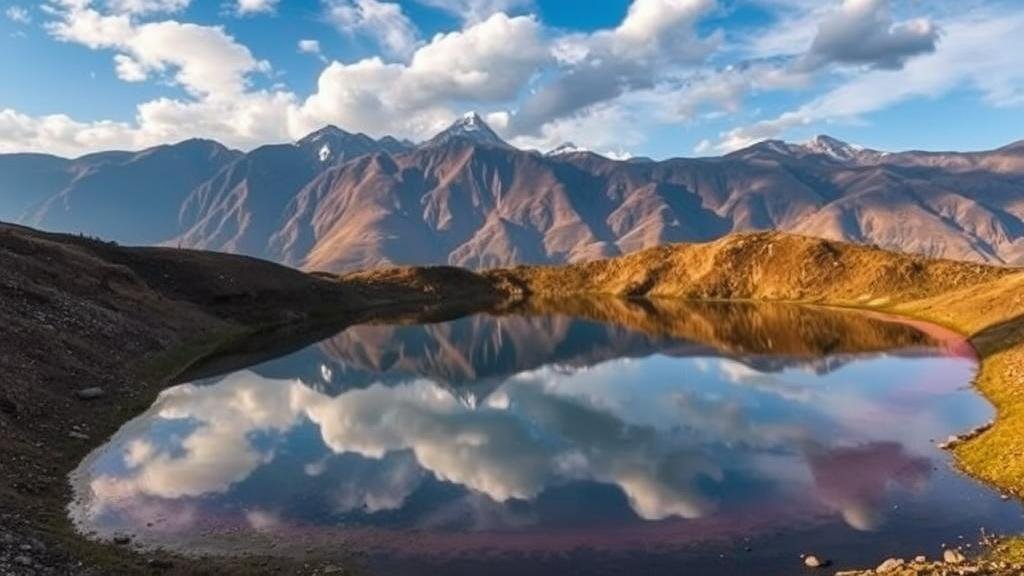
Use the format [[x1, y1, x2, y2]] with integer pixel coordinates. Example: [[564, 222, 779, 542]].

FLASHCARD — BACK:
[[486, 231, 1015, 304], [3, 118, 1024, 271]]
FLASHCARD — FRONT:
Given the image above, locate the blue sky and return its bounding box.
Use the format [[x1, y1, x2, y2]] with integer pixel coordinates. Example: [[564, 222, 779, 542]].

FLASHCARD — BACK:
[[1, 0, 1022, 159]]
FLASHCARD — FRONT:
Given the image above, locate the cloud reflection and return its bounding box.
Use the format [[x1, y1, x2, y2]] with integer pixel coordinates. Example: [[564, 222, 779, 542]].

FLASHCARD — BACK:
[[70, 307, 979, 548]]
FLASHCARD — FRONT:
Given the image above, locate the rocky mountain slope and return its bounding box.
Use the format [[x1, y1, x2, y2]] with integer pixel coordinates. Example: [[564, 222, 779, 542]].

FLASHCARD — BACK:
[[2, 117, 1023, 271]]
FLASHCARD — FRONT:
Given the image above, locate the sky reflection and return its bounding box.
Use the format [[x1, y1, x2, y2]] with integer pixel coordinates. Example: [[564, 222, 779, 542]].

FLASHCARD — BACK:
[[69, 303, 1018, 573]]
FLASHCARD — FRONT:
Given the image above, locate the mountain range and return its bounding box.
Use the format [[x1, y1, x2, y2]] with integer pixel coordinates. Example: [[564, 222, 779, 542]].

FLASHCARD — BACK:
[[2, 113, 1023, 272]]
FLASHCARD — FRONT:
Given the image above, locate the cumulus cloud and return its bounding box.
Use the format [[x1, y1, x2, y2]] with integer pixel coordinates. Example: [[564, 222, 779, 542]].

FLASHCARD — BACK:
[[799, 0, 939, 70], [47, 4, 269, 96], [5, 0, 1011, 159], [507, 0, 720, 136], [234, 0, 277, 16], [297, 38, 326, 62], [5, 5, 31, 23], [298, 38, 322, 55], [412, 0, 533, 23], [708, 9, 1024, 152], [292, 12, 548, 137], [324, 0, 421, 59], [105, 0, 190, 14], [1, 4, 552, 155]]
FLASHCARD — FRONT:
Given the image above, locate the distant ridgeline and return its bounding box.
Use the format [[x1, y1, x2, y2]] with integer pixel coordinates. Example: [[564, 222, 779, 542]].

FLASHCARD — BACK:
[[2, 114, 1023, 273]]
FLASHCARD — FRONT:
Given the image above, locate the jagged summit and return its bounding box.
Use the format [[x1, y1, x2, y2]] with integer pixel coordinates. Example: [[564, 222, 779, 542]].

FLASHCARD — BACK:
[[294, 125, 412, 163], [546, 142, 589, 156], [422, 112, 511, 149], [297, 125, 353, 145], [801, 134, 884, 163], [735, 135, 886, 164]]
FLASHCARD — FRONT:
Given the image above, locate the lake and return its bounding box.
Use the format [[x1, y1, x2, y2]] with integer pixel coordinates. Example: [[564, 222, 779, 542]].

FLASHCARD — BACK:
[[69, 300, 1024, 574]]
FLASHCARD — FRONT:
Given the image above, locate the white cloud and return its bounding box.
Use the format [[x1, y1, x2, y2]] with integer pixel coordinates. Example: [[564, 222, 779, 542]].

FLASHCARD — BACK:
[[105, 0, 190, 14], [710, 10, 1024, 152], [47, 5, 269, 96], [234, 0, 277, 15], [298, 38, 322, 55], [6, 0, 1015, 160], [509, 101, 645, 156], [324, 0, 420, 59], [799, 0, 938, 70], [297, 38, 327, 63], [292, 12, 548, 138], [5, 5, 31, 23], [1, 8, 546, 155], [412, 0, 533, 23], [508, 0, 720, 136]]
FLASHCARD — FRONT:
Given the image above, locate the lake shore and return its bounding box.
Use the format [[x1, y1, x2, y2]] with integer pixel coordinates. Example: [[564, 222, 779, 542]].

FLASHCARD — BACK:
[[4, 224, 1024, 575]]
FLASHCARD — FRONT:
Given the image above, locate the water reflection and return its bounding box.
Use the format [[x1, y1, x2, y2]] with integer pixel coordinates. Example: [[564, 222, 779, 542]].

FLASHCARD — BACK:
[[70, 301, 1016, 573]]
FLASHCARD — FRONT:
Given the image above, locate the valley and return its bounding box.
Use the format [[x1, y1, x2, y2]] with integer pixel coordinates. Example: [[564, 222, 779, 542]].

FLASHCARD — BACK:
[[3, 223, 1024, 574]]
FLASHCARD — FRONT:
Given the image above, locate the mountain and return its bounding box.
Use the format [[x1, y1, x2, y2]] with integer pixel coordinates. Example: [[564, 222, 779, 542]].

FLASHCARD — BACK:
[[2, 117, 1024, 271], [0, 141, 239, 245], [546, 142, 590, 157], [422, 112, 511, 149], [172, 127, 412, 257]]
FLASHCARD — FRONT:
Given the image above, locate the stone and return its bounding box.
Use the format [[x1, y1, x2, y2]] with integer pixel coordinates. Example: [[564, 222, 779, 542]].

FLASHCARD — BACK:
[[876, 558, 905, 572], [75, 387, 105, 400], [147, 558, 174, 569], [14, 555, 32, 566], [68, 431, 90, 440], [804, 555, 829, 568], [944, 549, 966, 564], [113, 535, 131, 545], [914, 555, 927, 563]]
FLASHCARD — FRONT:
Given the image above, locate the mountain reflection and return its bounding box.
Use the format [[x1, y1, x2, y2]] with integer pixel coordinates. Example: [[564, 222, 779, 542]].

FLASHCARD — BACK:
[[268, 299, 954, 394], [70, 301, 984, 556]]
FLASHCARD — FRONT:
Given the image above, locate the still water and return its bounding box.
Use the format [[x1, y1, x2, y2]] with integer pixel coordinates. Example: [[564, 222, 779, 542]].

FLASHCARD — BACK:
[[69, 301, 1023, 574]]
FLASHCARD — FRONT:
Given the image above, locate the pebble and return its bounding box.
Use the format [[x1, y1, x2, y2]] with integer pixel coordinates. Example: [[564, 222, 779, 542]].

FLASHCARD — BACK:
[[113, 535, 131, 545], [914, 555, 927, 563], [68, 431, 90, 440], [804, 555, 827, 568], [75, 387, 106, 400], [944, 549, 966, 564], [14, 555, 33, 566], [875, 558, 904, 572]]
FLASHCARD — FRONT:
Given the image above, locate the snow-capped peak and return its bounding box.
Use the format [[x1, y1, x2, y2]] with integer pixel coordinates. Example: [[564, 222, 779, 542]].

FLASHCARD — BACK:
[[546, 142, 590, 156], [299, 125, 351, 145], [423, 112, 510, 149], [800, 134, 887, 163], [804, 135, 861, 160]]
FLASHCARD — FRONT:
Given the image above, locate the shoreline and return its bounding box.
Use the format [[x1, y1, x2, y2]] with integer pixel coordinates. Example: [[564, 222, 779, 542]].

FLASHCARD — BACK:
[[60, 300, 1024, 576]]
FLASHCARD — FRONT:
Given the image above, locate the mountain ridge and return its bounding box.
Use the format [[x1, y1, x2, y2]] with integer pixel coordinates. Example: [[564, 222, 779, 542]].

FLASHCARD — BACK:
[[2, 116, 1024, 270]]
